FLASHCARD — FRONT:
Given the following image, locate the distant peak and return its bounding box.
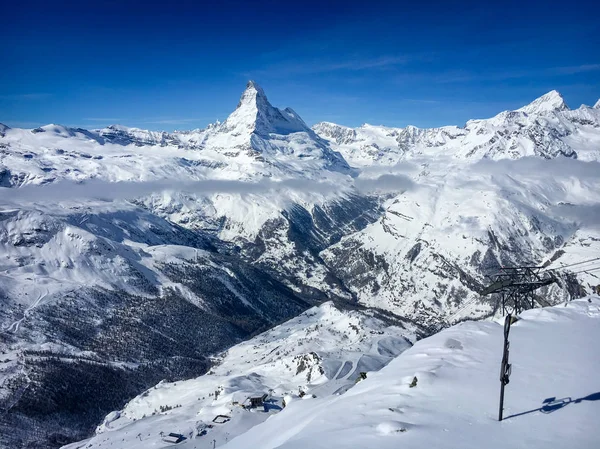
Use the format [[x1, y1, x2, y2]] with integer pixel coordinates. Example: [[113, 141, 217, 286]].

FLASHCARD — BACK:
[[246, 80, 263, 92], [538, 89, 563, 101], [313, 121, 351, 130], [104, 124, 134, 132], [594, 98, 600, 109], [236, 80, 268, 109], [518, 90, 569, 115], [223, 81, 309, 136]]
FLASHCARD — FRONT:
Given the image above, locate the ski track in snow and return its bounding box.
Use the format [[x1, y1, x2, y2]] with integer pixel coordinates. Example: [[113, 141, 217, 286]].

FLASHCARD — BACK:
[[5, 287, 48, 333]]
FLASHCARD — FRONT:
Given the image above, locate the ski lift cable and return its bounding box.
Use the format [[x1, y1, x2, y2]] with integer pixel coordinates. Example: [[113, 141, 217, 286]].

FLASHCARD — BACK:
[[551, 264, 600, 277], [448, 296, 480, 319], [563, 264, 600, 275], [547, 257, 600, 271], [447, 295, 482, 321], [569, 266, 600, 275], [557, 261, 600, 272]]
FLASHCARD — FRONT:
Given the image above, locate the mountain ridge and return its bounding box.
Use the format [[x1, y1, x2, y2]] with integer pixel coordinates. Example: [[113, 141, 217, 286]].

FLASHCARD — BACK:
[[517, 89, 569, 114], [3, 88, 591, 136], [313, 89, 600, 165]]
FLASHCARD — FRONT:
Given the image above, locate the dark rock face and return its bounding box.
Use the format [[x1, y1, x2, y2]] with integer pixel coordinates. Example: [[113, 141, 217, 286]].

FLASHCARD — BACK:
[[324, 239, 390, 296], [0, 168, 14, 187], [405, 243, 422, 263], [236, 194, 383, 303]]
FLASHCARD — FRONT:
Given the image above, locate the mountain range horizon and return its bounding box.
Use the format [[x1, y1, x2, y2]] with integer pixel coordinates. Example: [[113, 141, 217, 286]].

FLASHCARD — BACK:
[[3, 81, 600, 135]]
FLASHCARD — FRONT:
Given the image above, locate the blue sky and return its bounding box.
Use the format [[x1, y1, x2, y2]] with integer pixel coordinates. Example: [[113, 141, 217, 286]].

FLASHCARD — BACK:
[[2, 0, 599, 131]]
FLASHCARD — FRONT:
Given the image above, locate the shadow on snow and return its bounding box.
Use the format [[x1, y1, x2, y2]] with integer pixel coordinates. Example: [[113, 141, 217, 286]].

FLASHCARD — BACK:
[[505, 392, 600, 419]]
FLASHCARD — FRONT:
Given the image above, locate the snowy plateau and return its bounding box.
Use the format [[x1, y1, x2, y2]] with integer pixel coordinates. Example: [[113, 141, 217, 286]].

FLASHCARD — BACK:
[[0, 81, 599, 449]]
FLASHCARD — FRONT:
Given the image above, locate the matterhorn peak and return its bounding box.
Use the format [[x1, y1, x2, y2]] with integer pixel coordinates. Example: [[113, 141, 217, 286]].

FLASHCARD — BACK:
[[518, 90, 569, 115], [221, 81, 309, 136], [594, 98, 600, 109], [236, 80, 269, 110]]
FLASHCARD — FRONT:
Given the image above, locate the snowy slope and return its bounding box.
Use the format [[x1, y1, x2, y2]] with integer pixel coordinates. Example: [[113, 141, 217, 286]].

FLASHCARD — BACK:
[[0, 200, 317, 448], [61, 302, 415, 449], [63, 297, 600, 449], [218, 296, 600, 449]]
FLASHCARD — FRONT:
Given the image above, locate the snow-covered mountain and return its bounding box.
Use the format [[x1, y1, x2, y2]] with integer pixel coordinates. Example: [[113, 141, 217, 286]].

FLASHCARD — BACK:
[[63, 301, 415, 449], [1, 83, 599, 448], [64, 296, 600, 449], [310, 91, 600, 324], [313, 90, 600, 165]]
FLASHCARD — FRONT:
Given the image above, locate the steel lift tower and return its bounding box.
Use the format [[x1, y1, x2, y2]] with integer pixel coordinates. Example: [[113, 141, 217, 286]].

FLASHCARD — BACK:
[[481, 266, 557, 421], [482, 266, 557, 315]]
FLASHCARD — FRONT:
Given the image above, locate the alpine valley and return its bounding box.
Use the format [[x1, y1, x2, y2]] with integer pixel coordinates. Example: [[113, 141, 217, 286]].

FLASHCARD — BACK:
[[1, 82, 599, 448]]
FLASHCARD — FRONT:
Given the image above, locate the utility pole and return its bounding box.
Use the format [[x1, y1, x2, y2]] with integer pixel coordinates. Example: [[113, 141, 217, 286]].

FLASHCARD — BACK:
[[498, 314, 512, 421]]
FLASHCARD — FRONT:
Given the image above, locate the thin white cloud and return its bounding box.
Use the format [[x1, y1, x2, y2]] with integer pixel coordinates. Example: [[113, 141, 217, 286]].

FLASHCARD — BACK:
[[428, 63, 600, 84], [141, 118, 211, 125], [0, 93, 53, 100], [83, 118, 124, 122], [471, 156, 600, 179], [354, 174, 415, 194], [246, 55, 409, 77], [550, 64, 600, 75], [0, 174, 416, 205]]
